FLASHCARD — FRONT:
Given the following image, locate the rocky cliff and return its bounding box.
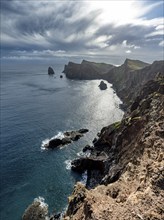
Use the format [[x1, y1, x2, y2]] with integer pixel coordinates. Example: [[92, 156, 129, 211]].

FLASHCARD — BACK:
[[63, 58, 164, 109], [63, 60, 114, 80], [63, 74, 164, 220], [104, 59, 164, 108]]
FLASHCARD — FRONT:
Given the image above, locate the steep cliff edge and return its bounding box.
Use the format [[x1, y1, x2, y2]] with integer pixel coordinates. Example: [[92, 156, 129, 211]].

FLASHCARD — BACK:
[[63, 74, 164, 220], [104, 60, 164, 108]]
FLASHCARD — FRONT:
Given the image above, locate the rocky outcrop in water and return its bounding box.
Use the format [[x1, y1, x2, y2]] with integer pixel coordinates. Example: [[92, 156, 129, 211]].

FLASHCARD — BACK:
[[99, 81, 107, 90], [22, 197, 61, 220], [45, 129, 89, 149], [48, 67, 55, 75], [63, 74, 164, 219], [22, 197, 49, 220]]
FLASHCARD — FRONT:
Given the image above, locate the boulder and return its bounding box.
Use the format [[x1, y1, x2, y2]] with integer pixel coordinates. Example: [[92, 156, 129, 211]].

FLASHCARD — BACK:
[[48, 67, 55, 75], [49, 213, 61, 220], [64, 131, 83, 141], [22, 197, 49, 220], [92, 138, 98, 145], [98, 81, 107, 90], [71, 157, 105, 173], [62, 137, 72, 145], [83, 145, 94, 152], [60, 75, 63, 78], [78, 128, 89, 134], [49, 138, 63, 148]]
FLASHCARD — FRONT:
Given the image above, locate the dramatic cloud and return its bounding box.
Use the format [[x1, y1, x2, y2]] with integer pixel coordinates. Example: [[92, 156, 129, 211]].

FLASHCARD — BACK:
[[1, 0, 163, 64]]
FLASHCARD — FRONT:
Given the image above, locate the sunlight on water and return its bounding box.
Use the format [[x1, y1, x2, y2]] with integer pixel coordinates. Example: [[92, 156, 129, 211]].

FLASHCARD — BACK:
[[0, 64, 123, 219]]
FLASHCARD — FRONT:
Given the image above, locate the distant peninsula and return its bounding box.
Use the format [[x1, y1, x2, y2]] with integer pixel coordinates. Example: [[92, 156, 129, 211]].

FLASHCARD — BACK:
[[63, 60, 114, 80]]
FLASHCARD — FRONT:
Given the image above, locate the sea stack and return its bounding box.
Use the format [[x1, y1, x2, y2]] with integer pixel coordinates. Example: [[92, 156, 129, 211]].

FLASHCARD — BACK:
[[48, 66, 55, 75], [99, 81, 107, 90]]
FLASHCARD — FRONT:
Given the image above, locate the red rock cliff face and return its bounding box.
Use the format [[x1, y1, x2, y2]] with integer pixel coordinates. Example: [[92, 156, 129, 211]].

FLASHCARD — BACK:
[[63, 75, 164, 220]]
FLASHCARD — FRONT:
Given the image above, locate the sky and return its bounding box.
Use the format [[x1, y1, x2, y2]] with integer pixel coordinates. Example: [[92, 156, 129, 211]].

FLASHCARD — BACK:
[[0, 0, 164, 65]]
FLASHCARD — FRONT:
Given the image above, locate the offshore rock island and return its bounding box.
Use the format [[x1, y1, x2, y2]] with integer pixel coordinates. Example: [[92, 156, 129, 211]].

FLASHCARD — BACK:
[[44, 129, 89, 149], [23, 59, 164, 220]]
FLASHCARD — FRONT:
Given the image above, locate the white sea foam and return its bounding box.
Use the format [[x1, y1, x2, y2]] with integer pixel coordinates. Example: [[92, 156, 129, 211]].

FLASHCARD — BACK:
[[77, 151, 91, 157], [33, 197, 49, 220], [41, 138, 49, 150], [34, 196, 48, 209], [81, 171, 88, 185], [64, 160, 72, 170], [77, 151, 85, 157], [53, 131, 65, 139], [41, 131, 65, 150]]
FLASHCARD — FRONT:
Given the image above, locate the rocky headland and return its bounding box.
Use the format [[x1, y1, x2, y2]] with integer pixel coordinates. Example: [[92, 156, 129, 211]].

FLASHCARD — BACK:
[[63, 60, 114, 80], [23, 59, 164, 220]]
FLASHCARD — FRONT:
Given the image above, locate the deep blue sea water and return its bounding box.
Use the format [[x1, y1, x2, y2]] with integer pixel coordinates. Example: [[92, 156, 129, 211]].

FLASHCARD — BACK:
[[0, 63, 123, 219]]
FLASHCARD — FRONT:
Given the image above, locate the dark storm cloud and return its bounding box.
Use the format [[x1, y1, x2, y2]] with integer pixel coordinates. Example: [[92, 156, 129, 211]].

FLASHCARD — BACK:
[[1, 0, 163, 64], [94, 23, 155, 46], [1, 1, 101, 52], [1, 0, 28, 15]]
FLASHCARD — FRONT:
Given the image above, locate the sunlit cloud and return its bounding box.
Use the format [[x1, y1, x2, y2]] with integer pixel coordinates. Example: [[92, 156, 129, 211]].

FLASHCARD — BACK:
[[126, 50, 132, 54], [1, 0, 163, 64], [159, 40, 164, 47]]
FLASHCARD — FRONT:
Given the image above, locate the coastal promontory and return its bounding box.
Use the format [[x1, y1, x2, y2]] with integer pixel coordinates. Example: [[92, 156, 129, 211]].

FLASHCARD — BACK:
[[63, 60, 114, 80]]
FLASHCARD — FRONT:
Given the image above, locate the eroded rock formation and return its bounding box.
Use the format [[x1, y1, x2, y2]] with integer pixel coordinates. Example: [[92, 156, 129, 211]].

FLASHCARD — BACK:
[[98, 81, 107, 90], [44, 129, 89, 149], [22, 197, 49, 220], [48, 67, 55, 75]]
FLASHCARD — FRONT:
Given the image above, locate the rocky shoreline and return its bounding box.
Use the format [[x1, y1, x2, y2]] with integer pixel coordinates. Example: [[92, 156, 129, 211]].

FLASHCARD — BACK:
[[43, 129, 89, 149], [22, 60, 164, 220], [70, 75, 164, 187]]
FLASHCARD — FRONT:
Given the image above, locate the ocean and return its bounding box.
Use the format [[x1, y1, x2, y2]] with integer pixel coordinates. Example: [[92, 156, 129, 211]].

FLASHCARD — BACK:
[[0, 63, 123, 219]]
